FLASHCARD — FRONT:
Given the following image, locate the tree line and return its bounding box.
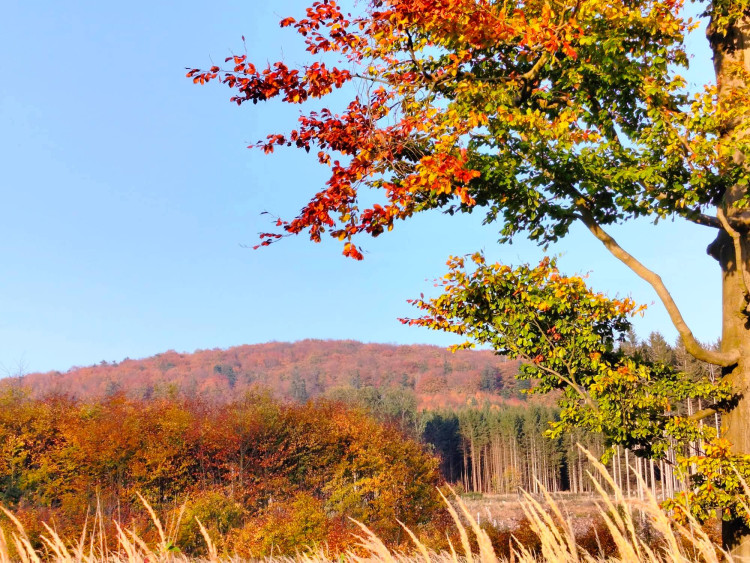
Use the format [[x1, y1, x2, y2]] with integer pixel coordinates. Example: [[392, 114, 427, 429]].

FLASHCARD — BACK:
[[4, 340, 523, 410], [0, 389, 446, 556], [330, 330, 722, 501]]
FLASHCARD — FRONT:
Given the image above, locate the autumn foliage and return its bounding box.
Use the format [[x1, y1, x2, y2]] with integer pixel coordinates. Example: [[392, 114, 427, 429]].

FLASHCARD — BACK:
[[0, 390, 446, 556], [9, 340, 523, 409], [187, 0, 749, 553], [185, 0, 743, 261]]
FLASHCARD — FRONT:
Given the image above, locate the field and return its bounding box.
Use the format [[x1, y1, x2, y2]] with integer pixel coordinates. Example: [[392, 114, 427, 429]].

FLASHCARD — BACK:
[[463, 492, 615, 534], [463, 492, 721, 537], [0, 454, 732, 562]]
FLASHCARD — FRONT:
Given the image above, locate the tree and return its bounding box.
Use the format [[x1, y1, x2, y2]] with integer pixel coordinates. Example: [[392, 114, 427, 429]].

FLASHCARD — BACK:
[[290, 370, 309, 402], [479, 365, 504, 393], [645, 332, 675, 366], [0, 393, 446, 555], [189, 0, 750, 554]]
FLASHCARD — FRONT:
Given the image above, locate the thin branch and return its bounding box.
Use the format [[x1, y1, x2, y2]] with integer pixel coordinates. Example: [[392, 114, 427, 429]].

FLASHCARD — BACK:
[[521, 52, 550, 82], [717, 206, 750, 301], [576, 208, 740, 367], [686, 211, 721, 229], [503, 322, 599, 411], [522, 320, 603, 413], [405, 29, 436, 85], [352, 73, 391, 85], [688, 406, 718, 422], [523, 355, 600, 413]]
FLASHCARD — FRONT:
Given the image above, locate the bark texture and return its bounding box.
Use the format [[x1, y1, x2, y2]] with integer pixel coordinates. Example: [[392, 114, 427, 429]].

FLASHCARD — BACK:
[[709, 10, 750, 557]]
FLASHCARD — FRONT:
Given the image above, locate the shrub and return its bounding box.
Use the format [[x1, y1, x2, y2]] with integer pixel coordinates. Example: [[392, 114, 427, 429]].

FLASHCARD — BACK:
[[176, 491, 245, 555]]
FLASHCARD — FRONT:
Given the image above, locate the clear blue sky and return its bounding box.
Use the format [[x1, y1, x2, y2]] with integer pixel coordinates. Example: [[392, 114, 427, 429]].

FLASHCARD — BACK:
[[0, 0, 721, 374]]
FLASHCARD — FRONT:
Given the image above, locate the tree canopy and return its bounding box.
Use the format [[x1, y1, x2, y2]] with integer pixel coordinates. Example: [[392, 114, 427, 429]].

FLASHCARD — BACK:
[[189, 0, 750, 553]]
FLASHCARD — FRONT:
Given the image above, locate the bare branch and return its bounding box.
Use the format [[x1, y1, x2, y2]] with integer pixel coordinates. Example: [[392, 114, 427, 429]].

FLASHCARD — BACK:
[[352, 73, 391, 85], [577, 209, 740, 367]]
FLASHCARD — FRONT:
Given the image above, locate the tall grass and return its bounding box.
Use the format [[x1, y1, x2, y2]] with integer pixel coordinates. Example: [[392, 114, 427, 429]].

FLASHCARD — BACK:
[[0, 448, 733, 562]]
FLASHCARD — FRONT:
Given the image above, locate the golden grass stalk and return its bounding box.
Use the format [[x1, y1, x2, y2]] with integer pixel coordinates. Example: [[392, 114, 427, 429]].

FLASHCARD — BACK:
[[195, 518, 218, 563], [436, 487, 475, 563], [135, 493, 168, 556], [0, 526, 10, 563], [349, 519, 396, 563]]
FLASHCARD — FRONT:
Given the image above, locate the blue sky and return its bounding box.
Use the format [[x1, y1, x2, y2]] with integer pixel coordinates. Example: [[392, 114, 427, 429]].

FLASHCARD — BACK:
[[0, 0, 721, 374]]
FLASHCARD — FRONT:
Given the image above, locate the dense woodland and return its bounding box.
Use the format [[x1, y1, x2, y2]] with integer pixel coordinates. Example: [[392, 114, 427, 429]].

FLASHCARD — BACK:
[[3, 341, 524, 409], [0, 334, 721, 555], [416, 332, 722, 500], [0, 391, 449, 556]]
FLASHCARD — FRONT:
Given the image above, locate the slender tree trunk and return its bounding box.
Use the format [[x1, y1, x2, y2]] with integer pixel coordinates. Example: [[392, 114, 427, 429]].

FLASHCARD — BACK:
[[470, 435, 482, 493], [649, 459, 656, 496], [625, 449, 631, 498], [635, 457, 643, 500], [463, 443, 469, 492], [576, 451, 586, 493], [659, 459, 665, 501], [667, 446, 676, 497], [514, 435, 520, 491], [568, 435, 578, 494], [616, 453, 621, 493]]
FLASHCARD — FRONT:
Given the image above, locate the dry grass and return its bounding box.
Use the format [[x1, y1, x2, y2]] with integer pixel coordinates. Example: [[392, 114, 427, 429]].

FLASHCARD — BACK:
[[0, 448, 734, 562]]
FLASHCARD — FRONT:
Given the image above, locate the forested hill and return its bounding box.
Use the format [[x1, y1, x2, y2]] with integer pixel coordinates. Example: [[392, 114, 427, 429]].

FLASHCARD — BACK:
[[6, 340, 529, 408]]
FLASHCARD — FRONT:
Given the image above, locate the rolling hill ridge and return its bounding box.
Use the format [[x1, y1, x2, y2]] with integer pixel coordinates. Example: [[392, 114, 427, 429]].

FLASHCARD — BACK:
[[5, 340, 529, 408]]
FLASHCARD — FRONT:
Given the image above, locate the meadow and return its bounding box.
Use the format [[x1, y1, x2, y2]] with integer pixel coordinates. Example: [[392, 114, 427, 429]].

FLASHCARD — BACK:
[[0, 450, 734, 562]]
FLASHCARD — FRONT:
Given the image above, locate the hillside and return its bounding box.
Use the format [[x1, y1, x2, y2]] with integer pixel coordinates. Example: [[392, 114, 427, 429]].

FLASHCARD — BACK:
[[6, 340, 529, 408]]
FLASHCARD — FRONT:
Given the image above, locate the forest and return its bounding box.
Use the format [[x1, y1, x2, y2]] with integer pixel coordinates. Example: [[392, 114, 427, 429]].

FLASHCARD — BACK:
[[418, 331, 721, 499], [3, 340, 525, 409], [0, 390, 447, 556], [0, 332, 720, 557]]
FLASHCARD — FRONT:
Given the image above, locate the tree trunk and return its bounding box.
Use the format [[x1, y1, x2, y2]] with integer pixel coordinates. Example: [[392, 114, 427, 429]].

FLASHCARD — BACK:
[[660, 459, 665, 501], [716, 232, 750, 554], [650, 459, 656, 495], [625, 448, 631, 498], [708, 10, 750, 557]]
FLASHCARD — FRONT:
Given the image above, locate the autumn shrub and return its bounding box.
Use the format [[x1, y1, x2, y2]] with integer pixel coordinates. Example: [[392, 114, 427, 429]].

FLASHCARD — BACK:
[[464, 517, 544, 559], [508, 516, 543, 555], [475, 509, 620, 560], [0, 391, 446, 555], [176, 490, 245, 555], [478, 520, 515, 558], [575, 516, 618, 558], [232, 491, 332, 557]]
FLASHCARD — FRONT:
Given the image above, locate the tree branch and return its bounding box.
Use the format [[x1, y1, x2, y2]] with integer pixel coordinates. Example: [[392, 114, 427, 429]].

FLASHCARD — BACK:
[[521, 52, 550, 82], [352, 73, 391, 85], [688, 406, 718, 422], [576, 209, 740, 367], [686, 212, 721, 229], [522, 354, 600, 413], [527, 318, 600, 410], [717, 206, 750, 303]]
